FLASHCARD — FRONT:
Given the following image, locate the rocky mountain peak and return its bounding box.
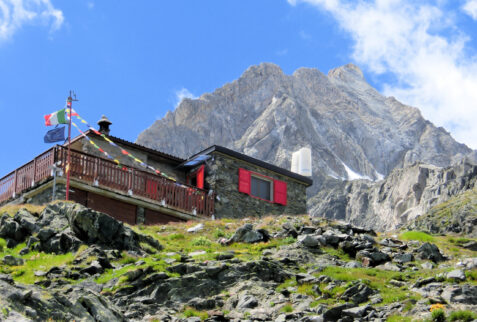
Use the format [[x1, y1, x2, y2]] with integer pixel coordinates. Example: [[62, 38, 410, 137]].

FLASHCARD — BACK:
[[328, 63, 365, 80], [136, 63, 474, 228]]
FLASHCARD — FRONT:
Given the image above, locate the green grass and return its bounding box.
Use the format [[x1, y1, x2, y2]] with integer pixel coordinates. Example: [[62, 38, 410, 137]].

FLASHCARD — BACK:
[[10, 251, 76, 284], [183, 307, 208, 320], [0, 238, 6, 252], [281, 304, 293, 313], [448, 310, 477, 322], [319, 266, 421, 305], [399, 231, 435, 242]]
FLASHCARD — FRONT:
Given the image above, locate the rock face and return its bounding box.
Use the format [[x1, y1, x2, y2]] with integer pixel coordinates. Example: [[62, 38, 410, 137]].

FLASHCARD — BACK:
[[0, 202, 162, 254], [310, 160, 477, 231], [136, 62, 474, 229]]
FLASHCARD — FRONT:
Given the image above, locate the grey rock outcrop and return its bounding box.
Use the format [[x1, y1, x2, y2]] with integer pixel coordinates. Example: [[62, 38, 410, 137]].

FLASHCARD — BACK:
[[136, 62, 474, 230], [310, 160, 477, 230]]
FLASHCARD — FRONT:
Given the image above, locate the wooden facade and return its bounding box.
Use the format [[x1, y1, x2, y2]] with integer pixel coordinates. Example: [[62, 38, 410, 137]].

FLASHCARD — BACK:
[[0, 146, 214, 222]]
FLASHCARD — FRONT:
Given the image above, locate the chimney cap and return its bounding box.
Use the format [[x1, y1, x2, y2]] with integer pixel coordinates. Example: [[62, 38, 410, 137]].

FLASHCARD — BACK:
[[97, 115, 112, 135], [98, 115, 112, 126]]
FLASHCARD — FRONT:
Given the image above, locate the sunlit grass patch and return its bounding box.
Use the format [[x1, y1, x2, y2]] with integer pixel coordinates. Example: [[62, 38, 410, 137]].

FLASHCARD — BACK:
[[11, 251, 76, 284], [399, 231, 435, 242]]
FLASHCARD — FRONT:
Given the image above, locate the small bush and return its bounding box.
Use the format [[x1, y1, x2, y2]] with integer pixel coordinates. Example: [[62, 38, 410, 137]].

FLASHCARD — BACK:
[[281, 304, 293, 313], [431, 309, 446, 322], [191, 236, 212, 247], [449, 310, 477, 322]]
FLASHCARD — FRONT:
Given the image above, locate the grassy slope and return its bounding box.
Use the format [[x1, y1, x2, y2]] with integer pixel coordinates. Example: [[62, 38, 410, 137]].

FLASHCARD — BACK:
[[0, 203, 476, 321]]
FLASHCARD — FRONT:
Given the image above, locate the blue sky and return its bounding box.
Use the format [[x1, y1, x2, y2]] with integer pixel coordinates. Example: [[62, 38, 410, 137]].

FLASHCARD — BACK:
[[1, 0, 477, 175]]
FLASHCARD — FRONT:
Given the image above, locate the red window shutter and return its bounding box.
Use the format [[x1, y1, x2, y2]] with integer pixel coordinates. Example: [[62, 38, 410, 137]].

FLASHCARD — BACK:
[[238, 168, 251, 194], [274, 180, 287, 205], [197, 165, 205, 189]]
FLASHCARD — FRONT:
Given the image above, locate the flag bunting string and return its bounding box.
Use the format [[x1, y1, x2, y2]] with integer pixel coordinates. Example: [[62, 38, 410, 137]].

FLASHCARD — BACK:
[[69, 113, 176, 182]]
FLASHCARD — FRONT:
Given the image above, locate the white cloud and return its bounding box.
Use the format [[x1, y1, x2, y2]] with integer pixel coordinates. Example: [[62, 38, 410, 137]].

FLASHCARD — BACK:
[[288, 0, 477, 149], [463, 0, 477, 20], [175, 88, 197, 107], [0, 0, 64, 41], [276, 48, 288, 56]]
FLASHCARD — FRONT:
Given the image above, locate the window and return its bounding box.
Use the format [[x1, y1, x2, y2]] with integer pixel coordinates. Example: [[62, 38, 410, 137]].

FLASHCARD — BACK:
[[238, 168, 287, 205], [251, 176, 272, 201]]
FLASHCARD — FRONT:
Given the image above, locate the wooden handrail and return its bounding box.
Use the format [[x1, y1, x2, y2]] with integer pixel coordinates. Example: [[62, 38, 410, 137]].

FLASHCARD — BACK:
[[0, 145, 215, 218]]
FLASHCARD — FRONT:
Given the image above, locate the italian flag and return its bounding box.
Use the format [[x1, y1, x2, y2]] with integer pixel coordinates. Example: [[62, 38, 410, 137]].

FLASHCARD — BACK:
[[44, 108, 77, 126]]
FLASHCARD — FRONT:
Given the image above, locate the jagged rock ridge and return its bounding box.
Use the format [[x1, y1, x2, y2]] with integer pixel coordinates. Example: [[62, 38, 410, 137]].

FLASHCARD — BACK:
[[136, 63, 473, 228]]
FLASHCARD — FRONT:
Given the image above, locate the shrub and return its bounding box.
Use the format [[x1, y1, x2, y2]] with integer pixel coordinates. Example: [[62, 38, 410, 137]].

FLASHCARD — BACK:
[[281, 304, 293, 313], [449, 310, 477, 322], [191, 236, 212, 247], [431, 309, 446, 322]]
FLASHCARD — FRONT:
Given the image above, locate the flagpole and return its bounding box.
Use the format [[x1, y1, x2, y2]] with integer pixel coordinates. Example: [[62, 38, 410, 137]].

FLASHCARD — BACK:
[[66, 93, 72, 201]]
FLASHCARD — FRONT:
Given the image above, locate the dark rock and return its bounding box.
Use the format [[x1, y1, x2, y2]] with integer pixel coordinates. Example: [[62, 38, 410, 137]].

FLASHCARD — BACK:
[[26, 236, 39, 247], [356, 249, 390, 266], [236, 294, 258, 309], [225, 224, 270, 244], [215, 252, 234, 260], [340, 283, 375, 304], [322, 303, 355, 321], [188, 297, 216, 310], [14, 209, 40, 234], [19, 247, 29, 255], [441, 285, 477, 304], [462, 241, 477, 251], [342, 305, 372, 318], [412, 277, 436, 288], [2, 255, 24, 266], [37, 227, 56, 241], [80, 260, 104, 275], [393, 253, 414, 264], [415, 243, 445, 263]]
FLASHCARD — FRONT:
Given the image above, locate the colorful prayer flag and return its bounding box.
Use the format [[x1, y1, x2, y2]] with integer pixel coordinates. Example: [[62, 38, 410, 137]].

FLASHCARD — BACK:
[[44, 109, 68, 126]]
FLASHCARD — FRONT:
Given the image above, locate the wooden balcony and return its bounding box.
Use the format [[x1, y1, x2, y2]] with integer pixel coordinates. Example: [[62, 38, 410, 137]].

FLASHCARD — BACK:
[[0, 146, 214, 218]]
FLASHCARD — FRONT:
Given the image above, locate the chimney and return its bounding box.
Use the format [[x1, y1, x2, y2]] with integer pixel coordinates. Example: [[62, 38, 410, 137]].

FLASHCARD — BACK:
[[97, 115, 112, 135]]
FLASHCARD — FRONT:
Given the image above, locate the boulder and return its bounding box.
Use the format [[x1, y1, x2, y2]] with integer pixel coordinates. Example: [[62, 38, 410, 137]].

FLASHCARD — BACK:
[[298, 235, 320, 248], [441, 285, 477, 304], [340, 282, 375, 304], [2, 255, 24, 266], [446, 269, 466, 282], [356, 249, 390, 266], [225, 224, 270, 244], [236, 294, 258, 309], [415, 243, 445, 263], [393, 253, 414, 264]]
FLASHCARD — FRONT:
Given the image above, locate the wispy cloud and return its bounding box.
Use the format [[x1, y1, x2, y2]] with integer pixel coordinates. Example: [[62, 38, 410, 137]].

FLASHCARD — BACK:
[[288, 0, 477, 149], [0, 0, 64, 42], [463, 0, 477, 20], [87, 2, 95, 10], [276, 48, 288, 56], [175, 88, 197, 107]]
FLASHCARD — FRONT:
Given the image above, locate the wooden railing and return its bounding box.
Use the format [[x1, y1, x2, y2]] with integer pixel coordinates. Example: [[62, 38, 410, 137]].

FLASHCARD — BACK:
[[0, 146, 214, 217]]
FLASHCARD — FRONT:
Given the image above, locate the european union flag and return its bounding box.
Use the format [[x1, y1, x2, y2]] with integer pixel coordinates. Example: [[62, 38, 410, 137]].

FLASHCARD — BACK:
[[44, 126, 65, 143]]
